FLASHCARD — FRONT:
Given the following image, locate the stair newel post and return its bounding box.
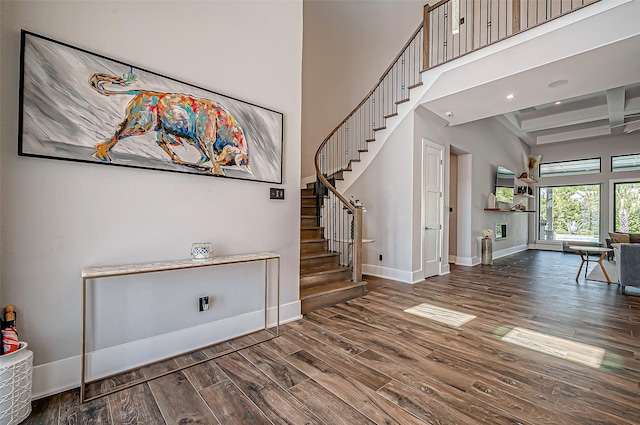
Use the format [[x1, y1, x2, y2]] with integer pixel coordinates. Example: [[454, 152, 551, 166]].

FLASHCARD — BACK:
[[423, 4, 430, 72], [353, 205, 363, 283]]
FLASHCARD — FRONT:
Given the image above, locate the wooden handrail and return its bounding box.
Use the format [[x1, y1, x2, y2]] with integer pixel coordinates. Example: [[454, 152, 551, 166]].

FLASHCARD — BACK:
[[313, 21, 424, 210], [313, 22, 423, 285]]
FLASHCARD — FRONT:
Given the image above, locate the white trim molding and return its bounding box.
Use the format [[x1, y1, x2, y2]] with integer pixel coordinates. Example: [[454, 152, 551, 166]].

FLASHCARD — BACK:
[[32, 301, 301, 400], [493, 244, 528, 259], [363, 264, 415, 283]]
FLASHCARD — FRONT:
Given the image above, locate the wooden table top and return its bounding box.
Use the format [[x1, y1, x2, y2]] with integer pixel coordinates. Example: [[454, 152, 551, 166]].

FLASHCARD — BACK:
[[568, 246, 612, 253]]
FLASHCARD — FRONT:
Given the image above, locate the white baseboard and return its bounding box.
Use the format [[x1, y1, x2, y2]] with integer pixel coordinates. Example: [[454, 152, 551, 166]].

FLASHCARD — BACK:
[[32, 301, 301, 400], [364, 264, 449, 284], [410, 270, 425, 284], [457, 245, 527, 267], [363, 264, 415, 283], [493, 244, 528, 259], [448, 255, 456, 263], [454, 256, 476, 266]]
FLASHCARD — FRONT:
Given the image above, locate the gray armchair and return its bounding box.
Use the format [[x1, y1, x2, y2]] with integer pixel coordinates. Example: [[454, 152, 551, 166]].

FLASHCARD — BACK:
[[619, 244, 640, 294]]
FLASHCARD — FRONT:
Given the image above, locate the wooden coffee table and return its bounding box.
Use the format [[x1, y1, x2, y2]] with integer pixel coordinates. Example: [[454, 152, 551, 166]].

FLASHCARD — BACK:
[[569, 246, 614, 283]]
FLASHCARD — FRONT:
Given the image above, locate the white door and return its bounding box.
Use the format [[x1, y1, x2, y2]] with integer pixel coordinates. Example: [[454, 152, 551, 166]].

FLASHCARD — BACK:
[[423, 140, 444, 278]]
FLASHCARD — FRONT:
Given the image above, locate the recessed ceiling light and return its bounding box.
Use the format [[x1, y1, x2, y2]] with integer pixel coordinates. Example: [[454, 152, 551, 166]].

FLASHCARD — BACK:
[[506, 94, 515, 99], [555, 101, 562, 105], [548, 79, 569, 88]]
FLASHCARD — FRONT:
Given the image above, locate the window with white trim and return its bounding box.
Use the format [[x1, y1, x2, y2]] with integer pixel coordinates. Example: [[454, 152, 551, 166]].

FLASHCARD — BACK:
[[539, 158, 600, 177], [538, 185, 600, 242]]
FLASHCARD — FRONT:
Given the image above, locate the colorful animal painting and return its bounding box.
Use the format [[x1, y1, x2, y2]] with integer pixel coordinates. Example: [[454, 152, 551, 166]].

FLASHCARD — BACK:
[[88, 70, 251, 176]]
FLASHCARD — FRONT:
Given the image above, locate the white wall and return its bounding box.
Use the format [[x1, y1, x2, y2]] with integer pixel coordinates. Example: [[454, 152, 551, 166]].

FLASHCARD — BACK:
[[346, 104, 530, 282], [530, 133, 640, 244], [0, 0, 302, 397], [345, 114, 416, 282], [449, 153, 458, 259], [301, 0, 424, 181]]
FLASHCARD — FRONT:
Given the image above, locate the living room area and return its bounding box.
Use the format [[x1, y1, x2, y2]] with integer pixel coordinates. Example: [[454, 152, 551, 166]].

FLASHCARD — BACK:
[[489, 139, 640, 294]]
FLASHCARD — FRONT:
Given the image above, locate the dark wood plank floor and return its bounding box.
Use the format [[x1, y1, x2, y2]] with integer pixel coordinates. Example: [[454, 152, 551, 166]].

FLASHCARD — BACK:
[[24, 250, 640, 424]]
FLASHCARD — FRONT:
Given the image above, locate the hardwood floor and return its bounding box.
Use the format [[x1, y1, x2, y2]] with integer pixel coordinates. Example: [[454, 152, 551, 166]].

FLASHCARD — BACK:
[[24, 250, 640, 424]]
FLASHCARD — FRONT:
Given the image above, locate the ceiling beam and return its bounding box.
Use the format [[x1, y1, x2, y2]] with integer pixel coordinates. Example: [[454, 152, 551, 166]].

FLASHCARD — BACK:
[[519, 104, 608, 132], [607, 86, 626, 135], [535, 123, 611, 144]]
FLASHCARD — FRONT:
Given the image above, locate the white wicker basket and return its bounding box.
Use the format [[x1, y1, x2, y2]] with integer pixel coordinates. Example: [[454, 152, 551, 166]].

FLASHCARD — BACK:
[[0, 343, 32, 425]]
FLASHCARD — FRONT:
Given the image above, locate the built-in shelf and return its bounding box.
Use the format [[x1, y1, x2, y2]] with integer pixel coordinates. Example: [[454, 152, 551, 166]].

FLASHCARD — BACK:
[[514, 193, 534, 198], [484, 208, 535, 213], [518, 177, 538, 183]]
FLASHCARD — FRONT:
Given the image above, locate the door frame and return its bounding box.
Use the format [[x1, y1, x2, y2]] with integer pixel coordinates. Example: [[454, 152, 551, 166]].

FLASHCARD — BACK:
[[422, 138, 445, 278]]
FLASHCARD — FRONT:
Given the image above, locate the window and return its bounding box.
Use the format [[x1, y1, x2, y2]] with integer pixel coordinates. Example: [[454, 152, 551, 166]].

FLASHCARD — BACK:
[[538, 185, 600, 242], [612, 153, 640, 172], [613, 181, 640, 232], [539, 158, 600, 177]]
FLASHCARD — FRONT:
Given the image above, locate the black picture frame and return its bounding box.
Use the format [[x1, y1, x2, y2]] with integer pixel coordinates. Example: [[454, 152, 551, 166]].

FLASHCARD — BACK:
[[19, 30, 284, 184]]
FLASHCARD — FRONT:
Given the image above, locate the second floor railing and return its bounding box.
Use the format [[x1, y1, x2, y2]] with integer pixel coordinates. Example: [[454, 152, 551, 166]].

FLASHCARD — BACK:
[[424, 0, 599, 69]]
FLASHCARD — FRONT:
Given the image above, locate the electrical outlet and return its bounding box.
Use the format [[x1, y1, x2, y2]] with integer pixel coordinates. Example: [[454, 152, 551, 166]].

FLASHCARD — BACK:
[[270, 188, 285, 200], [199, 296, 209, 312], [379, 254, 383, 261]]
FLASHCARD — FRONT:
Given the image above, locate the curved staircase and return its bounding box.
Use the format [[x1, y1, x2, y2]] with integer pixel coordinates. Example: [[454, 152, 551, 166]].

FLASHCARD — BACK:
[[298, 22, 425, 315]]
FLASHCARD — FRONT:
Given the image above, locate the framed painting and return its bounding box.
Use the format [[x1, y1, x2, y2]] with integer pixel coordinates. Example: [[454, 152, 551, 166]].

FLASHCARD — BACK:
[[18, 30, 283, 183]]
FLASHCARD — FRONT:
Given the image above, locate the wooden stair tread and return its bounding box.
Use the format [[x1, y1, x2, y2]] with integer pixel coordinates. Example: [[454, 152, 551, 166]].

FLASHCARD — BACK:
[[408, 81, 423, 89], [301, 264, 349, 277], [300, 280, 367, 300], [395, 98, 410, 105], [300, 239, 326, 244], [301, 226, 322, 230], [300, 252, 339, 260]]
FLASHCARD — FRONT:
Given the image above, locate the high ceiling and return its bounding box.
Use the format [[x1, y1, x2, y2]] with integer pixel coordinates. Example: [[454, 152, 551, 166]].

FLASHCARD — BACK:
[[420, 1, 640, 148]]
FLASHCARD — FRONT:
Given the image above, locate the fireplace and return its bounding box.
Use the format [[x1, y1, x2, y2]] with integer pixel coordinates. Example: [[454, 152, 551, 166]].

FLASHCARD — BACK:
[[496, 223, 507, 240]]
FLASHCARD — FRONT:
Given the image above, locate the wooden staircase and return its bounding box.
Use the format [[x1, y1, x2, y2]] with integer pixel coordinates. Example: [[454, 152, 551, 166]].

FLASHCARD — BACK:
[[300, 186, 366, 314]]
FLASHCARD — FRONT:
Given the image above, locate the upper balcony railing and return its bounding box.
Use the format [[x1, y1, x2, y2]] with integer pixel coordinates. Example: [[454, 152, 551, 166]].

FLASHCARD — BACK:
[[424, 0, 599, 70]]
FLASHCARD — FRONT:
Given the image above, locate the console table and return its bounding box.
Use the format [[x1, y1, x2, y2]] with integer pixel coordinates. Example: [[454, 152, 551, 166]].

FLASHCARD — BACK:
[[81, 252, 280, 403]]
